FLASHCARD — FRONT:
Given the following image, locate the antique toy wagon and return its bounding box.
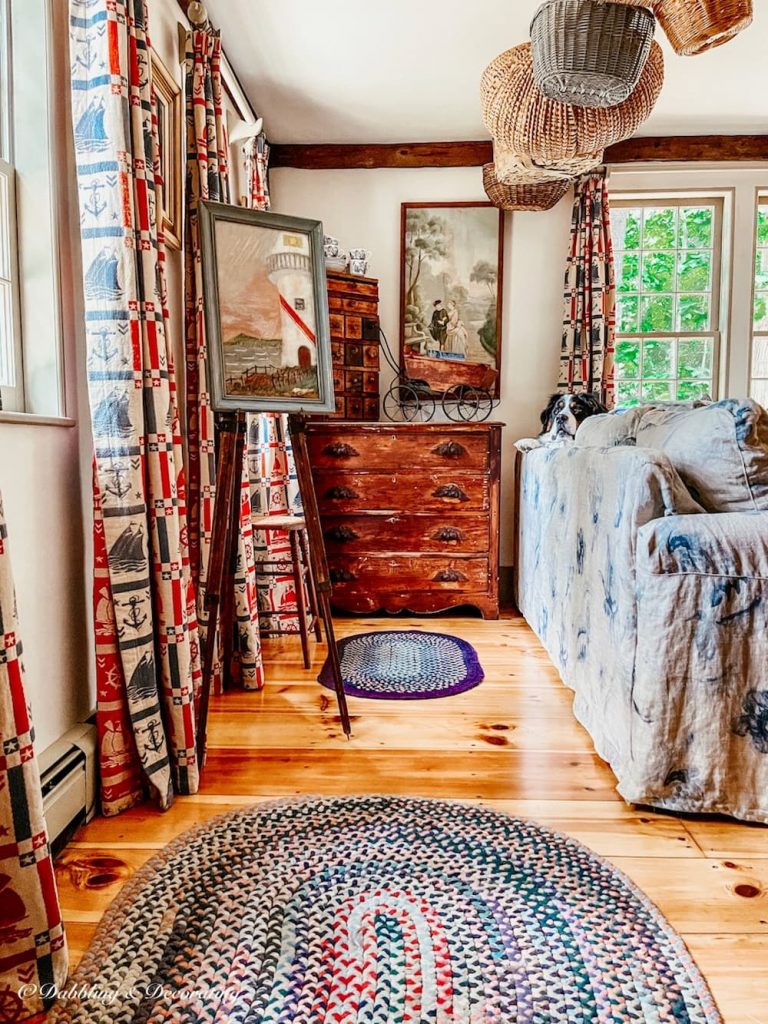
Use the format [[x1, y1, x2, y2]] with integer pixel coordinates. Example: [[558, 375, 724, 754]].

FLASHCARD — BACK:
[[382, 349, 499, 422]]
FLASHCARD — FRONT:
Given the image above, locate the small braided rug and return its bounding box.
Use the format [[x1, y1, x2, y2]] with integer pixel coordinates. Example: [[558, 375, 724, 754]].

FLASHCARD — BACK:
[[317, 630, 484, 700], [50, 797, 722, 1023]]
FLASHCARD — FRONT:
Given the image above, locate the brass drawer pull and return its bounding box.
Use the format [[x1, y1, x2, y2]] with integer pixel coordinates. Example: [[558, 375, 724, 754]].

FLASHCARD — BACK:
[[323, 442, 360, 459], [325, 486, 359, 501], [330, 568, 357, 583], [433, 441, 467, 459], [325, 526, 359, 544], [433, 569, 468, 583], [434, 527, 463, 543], [433, 483, 469, 502]]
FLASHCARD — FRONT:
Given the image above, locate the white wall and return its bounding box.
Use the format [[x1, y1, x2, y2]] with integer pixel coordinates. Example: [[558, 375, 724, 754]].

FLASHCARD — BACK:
[[270, 166, 572, 566], [271, 162, 766, 568]]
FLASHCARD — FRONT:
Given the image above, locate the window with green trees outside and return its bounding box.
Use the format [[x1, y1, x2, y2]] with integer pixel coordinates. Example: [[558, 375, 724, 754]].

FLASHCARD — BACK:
[[752, 199, 768, 408], [610, 199, 722, 407]]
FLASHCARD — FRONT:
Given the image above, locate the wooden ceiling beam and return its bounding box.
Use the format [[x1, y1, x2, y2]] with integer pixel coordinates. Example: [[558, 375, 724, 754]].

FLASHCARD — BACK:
[[270, 135, 768, 170]]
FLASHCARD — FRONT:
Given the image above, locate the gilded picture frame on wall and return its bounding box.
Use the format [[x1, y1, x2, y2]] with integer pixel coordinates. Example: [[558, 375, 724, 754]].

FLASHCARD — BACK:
[[399, 202, 504, 398], [150, 51, 182, 250], [198, 201, 336, 414]]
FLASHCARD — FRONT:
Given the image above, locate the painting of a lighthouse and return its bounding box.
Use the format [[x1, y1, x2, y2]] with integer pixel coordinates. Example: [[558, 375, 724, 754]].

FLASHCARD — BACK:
[[198, 202, 336, 414]]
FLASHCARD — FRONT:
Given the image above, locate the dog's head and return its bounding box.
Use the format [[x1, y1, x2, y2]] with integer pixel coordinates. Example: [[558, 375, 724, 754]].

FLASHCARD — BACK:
[[540, 392, 607, 442]]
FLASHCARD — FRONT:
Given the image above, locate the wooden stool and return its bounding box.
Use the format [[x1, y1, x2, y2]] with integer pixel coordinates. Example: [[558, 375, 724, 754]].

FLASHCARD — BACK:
[[251, 514, 322, 669]]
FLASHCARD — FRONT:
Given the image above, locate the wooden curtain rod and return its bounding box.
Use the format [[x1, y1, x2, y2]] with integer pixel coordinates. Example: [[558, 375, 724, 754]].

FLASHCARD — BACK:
[[270, 135, 768, 170]]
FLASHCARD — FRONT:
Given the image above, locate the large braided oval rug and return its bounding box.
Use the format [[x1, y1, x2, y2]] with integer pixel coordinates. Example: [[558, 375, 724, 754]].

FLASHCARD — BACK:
[[51, 797, 722, 1023]]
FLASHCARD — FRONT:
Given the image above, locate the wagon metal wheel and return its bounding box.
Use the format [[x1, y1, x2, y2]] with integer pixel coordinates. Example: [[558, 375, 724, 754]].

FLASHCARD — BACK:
[[460, 386, 494, 422], [442, 385, 472, 421], [383, 382, 421, 422], [412, 387, 437, 422]]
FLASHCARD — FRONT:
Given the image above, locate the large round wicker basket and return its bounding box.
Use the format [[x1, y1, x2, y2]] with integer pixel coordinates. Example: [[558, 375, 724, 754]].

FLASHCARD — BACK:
[[493, 142, 603, 184], [483, 163, 572, 212], [530, 0, 656, 108], [481, 40, 664, 162], [653, 0, 752, 55]]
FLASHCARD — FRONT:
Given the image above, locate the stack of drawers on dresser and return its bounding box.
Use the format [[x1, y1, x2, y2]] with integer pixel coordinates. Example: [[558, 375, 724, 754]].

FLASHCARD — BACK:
[[326, 271, 380, 421], [306, 421, 502, 619]]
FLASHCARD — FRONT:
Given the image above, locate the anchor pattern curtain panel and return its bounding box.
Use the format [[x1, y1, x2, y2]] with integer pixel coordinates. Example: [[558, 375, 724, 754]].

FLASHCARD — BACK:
[[0, 495, 68, 1018], [70, 0, 201, 814], [184, 28, 264, 691], [243, 134, 307, 635], [560, 170, 617, 407]]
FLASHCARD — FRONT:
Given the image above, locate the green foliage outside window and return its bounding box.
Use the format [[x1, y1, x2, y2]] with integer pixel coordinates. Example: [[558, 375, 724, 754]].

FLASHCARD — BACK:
[[612, 202, 717, 405]]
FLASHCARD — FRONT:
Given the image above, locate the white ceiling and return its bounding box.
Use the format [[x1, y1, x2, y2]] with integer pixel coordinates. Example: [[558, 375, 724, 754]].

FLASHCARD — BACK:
[[204, 0, 768, 144]]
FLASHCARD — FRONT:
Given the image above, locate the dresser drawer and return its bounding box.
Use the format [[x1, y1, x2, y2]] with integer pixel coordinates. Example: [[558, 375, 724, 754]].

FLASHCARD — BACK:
[[308, 431, 489, 472], [316, 471, 489, 514], [327, 276, 379, 299], [329, 555, 489, 592], [322, 514, 489, 555]]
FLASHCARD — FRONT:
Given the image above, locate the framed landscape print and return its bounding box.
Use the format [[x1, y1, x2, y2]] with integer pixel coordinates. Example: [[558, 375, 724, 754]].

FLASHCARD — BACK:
[[198, 202, 336, 414], [400, 202, 504, 396], [150, 51, 182, 250]]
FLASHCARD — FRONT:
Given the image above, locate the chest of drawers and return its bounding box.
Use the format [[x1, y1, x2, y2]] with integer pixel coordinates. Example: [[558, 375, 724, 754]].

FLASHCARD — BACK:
[[325, 271, 380, 421], [306, 421, 502, 619]]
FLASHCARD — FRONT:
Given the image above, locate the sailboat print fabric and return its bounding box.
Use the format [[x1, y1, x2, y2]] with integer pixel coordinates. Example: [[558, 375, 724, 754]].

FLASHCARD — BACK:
[[0, 494, 68, 1017], [70, 0, 201, 814], [184, 27, 265, 691]]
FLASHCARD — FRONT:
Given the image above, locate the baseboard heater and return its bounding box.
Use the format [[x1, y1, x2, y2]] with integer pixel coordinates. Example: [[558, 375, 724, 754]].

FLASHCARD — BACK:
[[39, 723, 98, 858]]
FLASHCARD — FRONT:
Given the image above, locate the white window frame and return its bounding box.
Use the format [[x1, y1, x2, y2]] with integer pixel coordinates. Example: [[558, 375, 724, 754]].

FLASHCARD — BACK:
[[610, 194, 726, 405], [0, 158, 23, 411], [750, 191, 768, 406]]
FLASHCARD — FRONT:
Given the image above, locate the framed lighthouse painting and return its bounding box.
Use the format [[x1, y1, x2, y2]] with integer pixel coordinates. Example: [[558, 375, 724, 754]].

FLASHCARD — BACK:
[[198, 202, 336, 413]]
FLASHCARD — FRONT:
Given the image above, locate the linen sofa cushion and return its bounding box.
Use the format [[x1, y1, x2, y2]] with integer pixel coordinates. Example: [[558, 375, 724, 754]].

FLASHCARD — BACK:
[[575, 399, 711, 448], [637, 511, 768, 579], [634, 399, 768, 512]]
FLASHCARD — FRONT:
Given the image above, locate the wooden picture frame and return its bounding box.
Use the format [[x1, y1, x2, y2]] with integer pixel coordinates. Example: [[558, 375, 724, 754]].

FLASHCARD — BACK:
[[198, 201, 336, 415], [399, 202, 504, 398], [151, 51, 182, 250]]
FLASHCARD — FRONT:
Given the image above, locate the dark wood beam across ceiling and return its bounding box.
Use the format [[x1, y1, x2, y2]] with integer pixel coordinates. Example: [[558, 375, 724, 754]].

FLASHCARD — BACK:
[[270, 135, 768, 170]]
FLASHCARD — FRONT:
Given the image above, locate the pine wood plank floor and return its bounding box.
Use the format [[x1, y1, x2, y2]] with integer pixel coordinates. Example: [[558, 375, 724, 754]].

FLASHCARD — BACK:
[[57, 612, 768, 1023]]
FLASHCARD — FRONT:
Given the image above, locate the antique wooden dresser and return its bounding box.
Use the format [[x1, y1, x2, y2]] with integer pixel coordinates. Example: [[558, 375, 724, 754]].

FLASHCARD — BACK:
[[325, 271, 380, 421], [305, 421, 502, 618]]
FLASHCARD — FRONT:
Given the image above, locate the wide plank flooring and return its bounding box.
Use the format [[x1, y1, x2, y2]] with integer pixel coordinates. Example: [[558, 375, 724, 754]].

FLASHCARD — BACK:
[[58, 612, 768, 1023]]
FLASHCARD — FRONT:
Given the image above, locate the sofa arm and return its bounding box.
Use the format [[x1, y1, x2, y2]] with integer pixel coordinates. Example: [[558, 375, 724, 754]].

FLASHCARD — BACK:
[[637, 512, 768, 579]]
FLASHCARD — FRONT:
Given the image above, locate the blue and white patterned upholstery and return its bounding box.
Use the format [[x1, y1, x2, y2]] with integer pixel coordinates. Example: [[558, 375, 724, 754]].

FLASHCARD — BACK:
[[517, 419, 768, 822]]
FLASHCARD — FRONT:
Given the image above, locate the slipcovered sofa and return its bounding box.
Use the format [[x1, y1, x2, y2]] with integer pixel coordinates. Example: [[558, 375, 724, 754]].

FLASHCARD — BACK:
[[516, 399, 768, 822]]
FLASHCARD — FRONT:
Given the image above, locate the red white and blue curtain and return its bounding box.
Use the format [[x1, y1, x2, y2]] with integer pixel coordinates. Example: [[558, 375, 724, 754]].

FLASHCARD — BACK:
[[0, 494, 68, 1017], [560, 170, 617, 408], [70, 0, 201, 814], [243, 135, 305, 635], [184, 28, 264, 692]]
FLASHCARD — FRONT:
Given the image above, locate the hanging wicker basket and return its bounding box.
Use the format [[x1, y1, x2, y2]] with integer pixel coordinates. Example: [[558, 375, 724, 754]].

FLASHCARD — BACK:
[[653, 0, 752, 55], [530, 0, 656, 108], [483, 163, 572, 212], [481, 40, 664, 162], [493, 142, 603, 184]]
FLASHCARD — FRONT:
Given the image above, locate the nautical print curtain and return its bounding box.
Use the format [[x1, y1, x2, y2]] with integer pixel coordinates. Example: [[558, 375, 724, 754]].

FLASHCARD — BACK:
[[242, 135, 306, 634], [560, 170, 617, 408], [70, 0, 201, 814], [184, 28, 264, 691], [0, 494, 68, 1017]]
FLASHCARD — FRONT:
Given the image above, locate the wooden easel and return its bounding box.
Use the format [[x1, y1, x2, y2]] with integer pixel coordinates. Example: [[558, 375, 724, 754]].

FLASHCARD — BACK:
[[195, 411, 352, 768]]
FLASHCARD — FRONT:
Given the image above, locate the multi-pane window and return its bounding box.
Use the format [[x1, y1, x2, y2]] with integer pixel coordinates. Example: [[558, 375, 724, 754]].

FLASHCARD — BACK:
[[611, 199, 722, 407], [752, 199, 768, 408]]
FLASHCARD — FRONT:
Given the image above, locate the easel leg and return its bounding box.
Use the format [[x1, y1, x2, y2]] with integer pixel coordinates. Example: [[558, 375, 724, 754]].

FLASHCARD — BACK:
[[288, 414, 352, 738], [197, 413, 244, 768]]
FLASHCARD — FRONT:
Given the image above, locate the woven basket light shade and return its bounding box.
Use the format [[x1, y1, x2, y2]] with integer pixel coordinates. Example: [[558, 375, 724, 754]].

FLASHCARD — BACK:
[[653, 0, 752, 55], [530, 0, 656, 108], [481, 40, 664, 162], [493, 141, 602, 184], [483, 163, 572, 212]]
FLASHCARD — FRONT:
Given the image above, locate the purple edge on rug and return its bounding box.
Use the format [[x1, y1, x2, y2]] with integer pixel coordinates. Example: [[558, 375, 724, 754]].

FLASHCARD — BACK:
[[317, 630, 485, 701]]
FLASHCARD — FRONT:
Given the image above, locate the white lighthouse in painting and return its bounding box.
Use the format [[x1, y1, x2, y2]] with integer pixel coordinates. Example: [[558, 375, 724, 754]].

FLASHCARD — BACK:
[[267, 232, 317, 370]]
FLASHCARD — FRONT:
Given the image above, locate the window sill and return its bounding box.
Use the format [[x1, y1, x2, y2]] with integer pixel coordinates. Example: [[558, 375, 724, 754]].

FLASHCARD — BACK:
[[0, 411, 76, 428]]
